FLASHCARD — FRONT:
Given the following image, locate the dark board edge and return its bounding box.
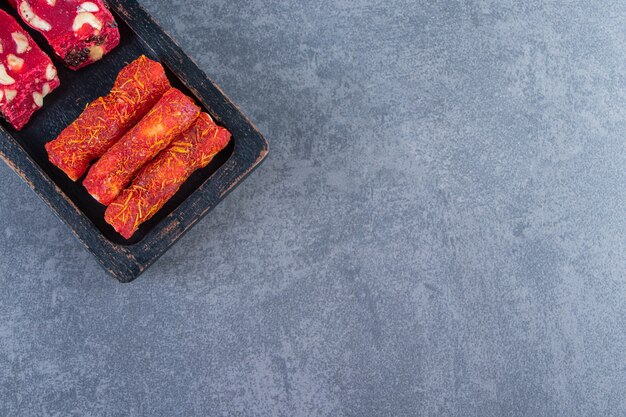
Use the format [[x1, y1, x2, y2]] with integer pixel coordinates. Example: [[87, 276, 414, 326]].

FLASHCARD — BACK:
[[0, 126, 143, 280], [0, 0, 269, 283]]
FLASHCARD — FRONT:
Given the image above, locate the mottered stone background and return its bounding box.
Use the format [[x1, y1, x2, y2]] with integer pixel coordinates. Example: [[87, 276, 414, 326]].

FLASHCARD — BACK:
[[1, 0, 625, 415]]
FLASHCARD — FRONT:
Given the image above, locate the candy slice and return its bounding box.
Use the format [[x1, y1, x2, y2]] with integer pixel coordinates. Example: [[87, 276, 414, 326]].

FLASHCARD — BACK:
[[104, 113, 231, 239], [0, 9, 60, 130], [83, 88, 200, 206], [15, 0, 120, 70], [46, 56, 170, 181]]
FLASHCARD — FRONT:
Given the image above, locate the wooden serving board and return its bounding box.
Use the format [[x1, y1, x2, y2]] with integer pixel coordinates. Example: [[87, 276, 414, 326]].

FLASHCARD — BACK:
[[0, 0, 269, 282]]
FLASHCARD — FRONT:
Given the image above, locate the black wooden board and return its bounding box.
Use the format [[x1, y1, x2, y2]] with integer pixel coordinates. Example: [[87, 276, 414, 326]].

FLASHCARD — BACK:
[[0, 0, 269, 282]]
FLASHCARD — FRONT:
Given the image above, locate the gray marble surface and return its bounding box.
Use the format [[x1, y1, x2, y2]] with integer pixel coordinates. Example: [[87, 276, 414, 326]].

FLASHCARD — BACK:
[[1, 0, 625, 415]]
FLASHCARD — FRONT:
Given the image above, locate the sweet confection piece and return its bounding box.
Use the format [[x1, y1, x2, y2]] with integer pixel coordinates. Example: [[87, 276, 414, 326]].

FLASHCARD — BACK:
[[105, 113, 231, 239], [0, 9, 60, 130], [46, 56, 170, 181], [83, 88, 200, 205], [15, 0, 120, 69]]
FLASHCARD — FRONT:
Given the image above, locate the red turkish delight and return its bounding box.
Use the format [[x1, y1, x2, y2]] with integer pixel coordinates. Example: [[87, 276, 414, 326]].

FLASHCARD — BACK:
[[83, 88, 200, 206], [0, 9, 60, 130], [15, 0, 120, 70], [46, 55, 170, 181], [105, 113, 231, 239]]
